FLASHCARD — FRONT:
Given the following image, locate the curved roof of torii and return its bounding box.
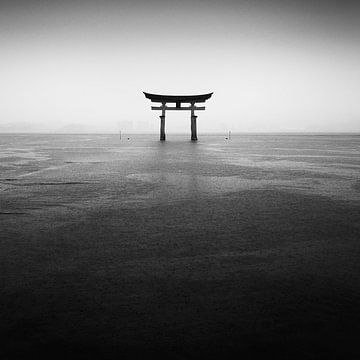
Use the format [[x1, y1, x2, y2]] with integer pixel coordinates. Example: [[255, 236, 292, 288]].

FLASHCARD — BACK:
[[143, 92, 213, 103]]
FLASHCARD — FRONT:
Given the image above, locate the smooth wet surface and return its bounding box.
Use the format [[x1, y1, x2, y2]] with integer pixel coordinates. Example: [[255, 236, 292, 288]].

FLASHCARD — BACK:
[[1, 134, 360, 359]]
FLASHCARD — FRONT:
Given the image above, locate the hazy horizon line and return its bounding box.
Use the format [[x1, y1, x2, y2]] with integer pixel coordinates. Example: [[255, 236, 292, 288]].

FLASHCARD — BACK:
[[1, 131, 359, 136]]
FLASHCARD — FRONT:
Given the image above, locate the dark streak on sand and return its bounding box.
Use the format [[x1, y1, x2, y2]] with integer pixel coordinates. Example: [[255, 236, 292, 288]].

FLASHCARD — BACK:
[[0, 212, 26, 215], [0, 181, 91, 186]]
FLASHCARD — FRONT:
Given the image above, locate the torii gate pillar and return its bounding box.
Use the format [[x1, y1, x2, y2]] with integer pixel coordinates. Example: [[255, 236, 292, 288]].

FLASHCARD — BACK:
[[190, 102, 197, 141], [160, 115, 166, 141], [159, 101, 166, 140], [191, 115, 197, 141]]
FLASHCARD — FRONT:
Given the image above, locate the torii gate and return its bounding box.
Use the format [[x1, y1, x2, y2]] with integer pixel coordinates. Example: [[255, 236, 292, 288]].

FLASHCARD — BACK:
[[143, 92, 213, 141]]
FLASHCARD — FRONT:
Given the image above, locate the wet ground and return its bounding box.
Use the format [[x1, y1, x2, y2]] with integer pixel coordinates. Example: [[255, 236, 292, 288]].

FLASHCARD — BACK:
[[1, 134, 360, 359]]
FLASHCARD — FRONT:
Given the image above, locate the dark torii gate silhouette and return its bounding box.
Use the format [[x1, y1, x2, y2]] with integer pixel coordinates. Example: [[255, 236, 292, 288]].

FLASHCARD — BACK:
[[143, 92, 213, 141]]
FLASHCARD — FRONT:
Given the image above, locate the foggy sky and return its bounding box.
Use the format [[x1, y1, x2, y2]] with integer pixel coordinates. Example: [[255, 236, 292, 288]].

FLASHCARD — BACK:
[[1, 0, 360, 133]]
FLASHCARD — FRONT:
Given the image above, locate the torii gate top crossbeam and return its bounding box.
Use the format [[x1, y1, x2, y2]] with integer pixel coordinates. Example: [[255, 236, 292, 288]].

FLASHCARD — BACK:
[[143, 92, 213, 104]]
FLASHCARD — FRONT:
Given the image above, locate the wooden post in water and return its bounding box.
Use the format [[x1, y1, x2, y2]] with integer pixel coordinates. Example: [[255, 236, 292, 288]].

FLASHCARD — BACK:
[[160, 116, 166, 141], [160, 102, 166, 141], [191, 102, 197, 141], [191, 115, 198, 141]]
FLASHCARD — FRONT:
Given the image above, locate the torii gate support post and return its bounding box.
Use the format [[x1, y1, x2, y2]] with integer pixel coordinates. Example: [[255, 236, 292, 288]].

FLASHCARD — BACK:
[[191, 115, 197, 140], [160, 115, 166, 141], [160, 102, 166, 141], [190, 103, 197, 141]]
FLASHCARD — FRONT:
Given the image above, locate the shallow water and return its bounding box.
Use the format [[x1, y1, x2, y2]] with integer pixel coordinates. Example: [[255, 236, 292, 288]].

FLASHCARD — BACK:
[[1, 134, 359, 210], [1, 133, 360, 359]]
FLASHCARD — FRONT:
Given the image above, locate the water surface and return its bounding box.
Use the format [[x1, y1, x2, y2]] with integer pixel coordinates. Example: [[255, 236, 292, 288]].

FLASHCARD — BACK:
[[1, 134, 360, 359]]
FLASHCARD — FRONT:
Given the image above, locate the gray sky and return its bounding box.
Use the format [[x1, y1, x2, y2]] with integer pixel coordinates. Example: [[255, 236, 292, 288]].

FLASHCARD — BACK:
[[1, 0, 360, 133]]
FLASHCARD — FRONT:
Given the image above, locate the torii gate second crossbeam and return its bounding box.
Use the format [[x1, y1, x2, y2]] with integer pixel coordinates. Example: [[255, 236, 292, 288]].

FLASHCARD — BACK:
[[143, 92, 213, 141]]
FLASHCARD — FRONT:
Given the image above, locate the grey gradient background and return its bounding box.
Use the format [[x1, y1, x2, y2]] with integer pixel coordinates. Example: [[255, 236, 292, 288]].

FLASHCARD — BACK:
[[1, 0, 360, 133]]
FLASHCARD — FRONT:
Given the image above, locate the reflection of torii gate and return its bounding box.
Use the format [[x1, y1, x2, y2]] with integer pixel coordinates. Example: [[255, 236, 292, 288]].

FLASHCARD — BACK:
[[143, 92, 213, 141]]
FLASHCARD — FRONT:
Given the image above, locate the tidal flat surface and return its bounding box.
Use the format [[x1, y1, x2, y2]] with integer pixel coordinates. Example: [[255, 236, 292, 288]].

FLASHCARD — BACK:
[[1, 133, 360, 359]]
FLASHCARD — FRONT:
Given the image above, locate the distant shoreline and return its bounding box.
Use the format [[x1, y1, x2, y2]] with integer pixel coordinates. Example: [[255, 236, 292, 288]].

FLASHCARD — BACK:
[[0, 132, 359, 136]]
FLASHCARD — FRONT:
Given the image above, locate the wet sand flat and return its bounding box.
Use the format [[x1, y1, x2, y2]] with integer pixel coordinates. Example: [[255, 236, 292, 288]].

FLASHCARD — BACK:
[[1, 134, 360, 359]]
